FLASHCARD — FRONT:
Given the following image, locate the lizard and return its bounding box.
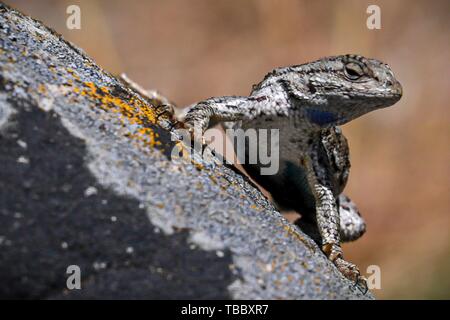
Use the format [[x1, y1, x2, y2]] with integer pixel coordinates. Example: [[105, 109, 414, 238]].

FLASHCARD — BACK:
[[121, 54, 402, 289]]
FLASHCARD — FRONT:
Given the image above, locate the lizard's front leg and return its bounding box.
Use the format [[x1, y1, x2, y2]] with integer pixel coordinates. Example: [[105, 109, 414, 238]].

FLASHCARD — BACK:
[[302, 152, 365, 286], [182, 96, 250, 133]]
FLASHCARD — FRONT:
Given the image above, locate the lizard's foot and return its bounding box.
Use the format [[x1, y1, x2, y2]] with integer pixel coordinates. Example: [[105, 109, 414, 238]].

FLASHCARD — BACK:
[[154, 103, 175, 121], [183, 110, 210, 135], [182, 109, 211, 146], [333, 256, 361, 282], [323, 243, 368, 293], [119, 73, 184, 134], [120, 73, 177, 126], [334, 257, 368, 294], [170, 109, 206, 147]]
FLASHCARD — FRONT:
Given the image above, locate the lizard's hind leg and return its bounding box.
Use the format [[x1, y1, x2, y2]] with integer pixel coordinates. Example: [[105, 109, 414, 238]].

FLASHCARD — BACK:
[[338, 194, 366, 242], [295, 194, 366, 245]]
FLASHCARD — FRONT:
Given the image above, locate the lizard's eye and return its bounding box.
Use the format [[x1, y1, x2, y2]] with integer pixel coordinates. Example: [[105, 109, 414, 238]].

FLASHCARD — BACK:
[[344, 62, 364, 80]]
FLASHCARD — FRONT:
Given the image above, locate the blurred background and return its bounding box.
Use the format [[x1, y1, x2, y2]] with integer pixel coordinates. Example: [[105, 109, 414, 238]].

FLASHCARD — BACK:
[[5, 0, 449, 299]]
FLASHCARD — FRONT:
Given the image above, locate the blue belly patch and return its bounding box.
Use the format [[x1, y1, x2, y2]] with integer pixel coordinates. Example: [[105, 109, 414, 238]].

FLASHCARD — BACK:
[[305, 109, 338, 126]]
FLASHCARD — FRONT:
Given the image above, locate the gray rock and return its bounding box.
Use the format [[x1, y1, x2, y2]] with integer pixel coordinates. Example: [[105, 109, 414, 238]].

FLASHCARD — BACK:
[[0, 4, 372, 299]]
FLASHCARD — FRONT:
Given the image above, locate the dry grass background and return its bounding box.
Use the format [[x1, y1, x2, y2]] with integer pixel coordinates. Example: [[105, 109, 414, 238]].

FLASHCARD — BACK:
[[5, 0, 449, 299]]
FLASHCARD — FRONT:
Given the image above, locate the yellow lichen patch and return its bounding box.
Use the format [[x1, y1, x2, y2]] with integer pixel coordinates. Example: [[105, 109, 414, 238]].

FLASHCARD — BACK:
[[69, 80, 205, 171], [37, 84, 47, 94], [78, 81, 157, 125], [193, 161, 205, 171], [71, 81, 164, 149], [126, 127, 161, 148], [66, 68, 80, 81], [171, 141, 207, 171]]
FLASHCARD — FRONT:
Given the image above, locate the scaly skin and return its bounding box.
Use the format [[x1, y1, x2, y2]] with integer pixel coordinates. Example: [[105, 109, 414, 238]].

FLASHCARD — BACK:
[[138, 55, 403, 289]]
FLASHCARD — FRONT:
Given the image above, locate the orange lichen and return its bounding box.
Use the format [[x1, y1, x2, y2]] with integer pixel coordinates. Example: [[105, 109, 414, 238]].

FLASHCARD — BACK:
[[79, 81, 157, 125], [72, 81, 162, 149], [69, 79, 205, 171], [66, 68, 80, 81], [126, 127, 161, 148], [37, 84, 47, 94]]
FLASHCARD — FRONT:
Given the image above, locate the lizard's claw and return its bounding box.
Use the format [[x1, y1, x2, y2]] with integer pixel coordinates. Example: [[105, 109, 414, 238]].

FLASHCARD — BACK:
[[333, 258, 361, 283], [354, 275, 369, 295], [323, 244, 368, 294], [334, 257, 368, 294], [155, 104, 174, 120], [167, 120, 184, 134], [334, 257, 360, 282]]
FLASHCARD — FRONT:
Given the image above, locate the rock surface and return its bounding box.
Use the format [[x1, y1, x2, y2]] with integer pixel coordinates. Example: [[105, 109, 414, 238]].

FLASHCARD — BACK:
[[0, 4, 371, 299]]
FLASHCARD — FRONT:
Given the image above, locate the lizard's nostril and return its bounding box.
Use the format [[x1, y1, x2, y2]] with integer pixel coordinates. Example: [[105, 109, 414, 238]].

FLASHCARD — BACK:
[[391, 81, 403, 97], [386, 79, 403, 97]]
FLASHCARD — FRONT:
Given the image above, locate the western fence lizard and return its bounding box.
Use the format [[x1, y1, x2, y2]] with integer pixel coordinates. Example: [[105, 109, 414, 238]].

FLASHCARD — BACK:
[[178, 54, 402, 288], [122, 54, 402, 288]]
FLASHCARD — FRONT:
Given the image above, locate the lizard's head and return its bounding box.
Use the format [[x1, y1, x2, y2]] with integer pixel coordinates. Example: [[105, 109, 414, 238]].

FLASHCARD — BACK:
[[302, 54, 402, 127]]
